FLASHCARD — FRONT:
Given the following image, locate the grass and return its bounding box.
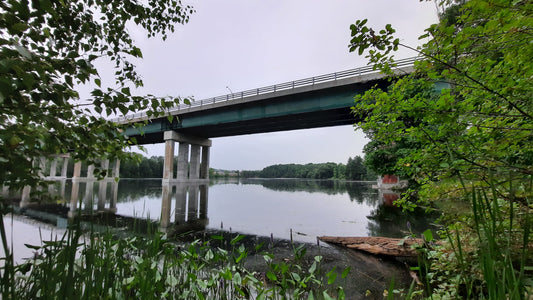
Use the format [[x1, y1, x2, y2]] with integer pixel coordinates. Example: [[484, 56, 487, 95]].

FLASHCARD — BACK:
[[0, 206, 349, 299], [394, 173, 533, 299]]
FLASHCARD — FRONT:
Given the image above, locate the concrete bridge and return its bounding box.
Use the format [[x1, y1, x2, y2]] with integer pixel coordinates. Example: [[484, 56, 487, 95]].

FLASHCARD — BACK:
[[115, 57, 416, 183]]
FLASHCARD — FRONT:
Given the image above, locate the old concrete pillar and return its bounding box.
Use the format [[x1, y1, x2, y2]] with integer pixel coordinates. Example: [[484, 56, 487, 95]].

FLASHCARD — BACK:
[[21, 186, 31, 207], [101, 159, 110, 179], [109, 180, 118, 213], [84, 181, 95, 205], [59, 179, 66, 199], [72, 161, 82, 180], [38, 157, 46, 178], [163, 131, 211, 182], [97, 181, 106, 211], [176, 142, 190, 180], [49, 157, 58, 178], [61, 156, 69, 178], [113, 159, 121, 178], [87, 164, 95, 179], [189, 145, 201, 180], [163, 139, 175, 181], [69, 180, 80, 218], [200, 146, 210, 179]]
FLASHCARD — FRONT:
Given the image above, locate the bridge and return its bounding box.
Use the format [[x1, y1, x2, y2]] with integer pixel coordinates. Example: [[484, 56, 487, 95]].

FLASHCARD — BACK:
[[111, 58, 417, 183], [119, 57, 415, 142], [10, 58, 418, 227], [15, 58, 414, 188]]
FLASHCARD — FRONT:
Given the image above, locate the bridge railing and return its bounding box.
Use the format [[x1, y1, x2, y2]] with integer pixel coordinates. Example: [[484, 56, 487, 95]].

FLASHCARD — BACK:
[[112, 57, 417, 123]]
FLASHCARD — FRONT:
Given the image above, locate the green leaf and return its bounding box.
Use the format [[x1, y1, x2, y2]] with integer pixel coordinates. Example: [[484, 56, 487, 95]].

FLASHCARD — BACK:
[[266, 270, 277, 282], [341, 267, 351, 279], [230, 234, 245, 245], [326, 268, 337, 284], [11, 23, 28, 33], [422, 229, 434, 242]]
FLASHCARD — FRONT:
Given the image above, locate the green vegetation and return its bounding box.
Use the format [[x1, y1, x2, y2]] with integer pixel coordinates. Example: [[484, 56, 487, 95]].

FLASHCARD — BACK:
[[349, 0, 532, 298], [121, 155, 165, 178], [0, 0, 193, 191], [118, 155, 376, 181], [241, 156, 376, 180], [1, 217, 348, 299]]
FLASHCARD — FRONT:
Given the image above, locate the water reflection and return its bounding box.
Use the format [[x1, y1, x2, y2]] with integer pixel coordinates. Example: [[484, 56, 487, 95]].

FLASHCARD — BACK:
[[160, 182, 209, 235], [9, 178, 438, 242]]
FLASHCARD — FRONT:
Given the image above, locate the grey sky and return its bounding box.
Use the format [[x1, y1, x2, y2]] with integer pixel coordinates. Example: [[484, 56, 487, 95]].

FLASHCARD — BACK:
[[126, 1, 438, 170]]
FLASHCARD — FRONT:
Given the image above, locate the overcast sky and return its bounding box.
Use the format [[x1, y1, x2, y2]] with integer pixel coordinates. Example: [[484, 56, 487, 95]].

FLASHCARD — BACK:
[[124, 1, 438, 170]]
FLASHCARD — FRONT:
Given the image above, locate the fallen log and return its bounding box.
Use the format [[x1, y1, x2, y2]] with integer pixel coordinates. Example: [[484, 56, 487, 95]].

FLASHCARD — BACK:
[[318, 236, 425, 257]]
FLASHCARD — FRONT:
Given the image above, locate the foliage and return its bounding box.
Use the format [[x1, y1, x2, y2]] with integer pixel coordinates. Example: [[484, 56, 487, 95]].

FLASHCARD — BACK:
[[120, 155, 165, 178], [241, 156, 376, 181], [3, 223, 346, 299], [0, 0, 193, 191], [349, 0, 532, 297]]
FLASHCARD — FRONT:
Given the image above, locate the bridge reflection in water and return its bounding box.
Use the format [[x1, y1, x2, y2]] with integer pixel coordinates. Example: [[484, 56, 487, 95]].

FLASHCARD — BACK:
[[160, 181, 209, 234], [6, 179, 210, 236]]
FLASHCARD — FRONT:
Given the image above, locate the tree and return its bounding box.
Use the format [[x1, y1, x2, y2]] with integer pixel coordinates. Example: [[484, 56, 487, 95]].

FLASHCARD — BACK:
[[349, 0, 532, 296], [345, 156, 368, 180], [0, 0, 193, 190], [350, 0, 532, 191]]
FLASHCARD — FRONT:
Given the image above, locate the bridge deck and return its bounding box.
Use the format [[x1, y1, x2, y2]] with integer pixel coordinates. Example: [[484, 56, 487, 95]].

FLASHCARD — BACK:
[[119, 59, 415, 143]]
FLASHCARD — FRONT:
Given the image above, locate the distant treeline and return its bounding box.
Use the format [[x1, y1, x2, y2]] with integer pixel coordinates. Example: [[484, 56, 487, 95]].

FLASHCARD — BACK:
[[241, 156, 376, 180], [120, 156, 164, 178], [120, 155, 375, 180]]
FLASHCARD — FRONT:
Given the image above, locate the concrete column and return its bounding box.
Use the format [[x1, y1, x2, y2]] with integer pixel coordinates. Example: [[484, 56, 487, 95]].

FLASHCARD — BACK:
[[113, 159, 121, 178], [38, 157, 46, 178], [200, 146, 210, 179], [83, 181, 95, 210], [163, 139, 175, 181], [61, 157, 69, 178], [48, 181, 56, 195], [109, 180, 118, 213], [97, 181, 106, 211], [176, 143, 189, 180], [72, 161, 82, 180], [21, 186, 31, 207], [49, 157, 58, 178], [69, 180, 80, 218], [59, 179, 66, 199], [101, 159, 110, 179], [87, 164, 95, 179], [163, 131, 212, 182], [189, 145, 201, 180], [160, 183, 172, 228]]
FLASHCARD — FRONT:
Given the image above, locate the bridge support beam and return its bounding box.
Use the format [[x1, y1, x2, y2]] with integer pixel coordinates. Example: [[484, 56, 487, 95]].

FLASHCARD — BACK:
[[162, 131, 211, 183]]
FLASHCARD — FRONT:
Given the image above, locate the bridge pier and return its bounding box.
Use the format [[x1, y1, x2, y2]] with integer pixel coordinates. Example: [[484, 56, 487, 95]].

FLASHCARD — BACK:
[[162, 131, 211, 183]]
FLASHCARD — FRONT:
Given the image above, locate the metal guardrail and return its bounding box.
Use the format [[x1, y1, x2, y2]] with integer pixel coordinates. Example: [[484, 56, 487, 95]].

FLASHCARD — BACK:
[[112, 57, 417, 123]]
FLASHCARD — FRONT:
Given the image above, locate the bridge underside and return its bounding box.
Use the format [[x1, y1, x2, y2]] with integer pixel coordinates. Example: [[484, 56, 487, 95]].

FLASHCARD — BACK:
[[125, 80, 382, 145]]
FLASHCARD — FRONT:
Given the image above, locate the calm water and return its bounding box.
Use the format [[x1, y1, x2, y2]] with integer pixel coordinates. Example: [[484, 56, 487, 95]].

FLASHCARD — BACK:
[[3, 178, 436, 244]]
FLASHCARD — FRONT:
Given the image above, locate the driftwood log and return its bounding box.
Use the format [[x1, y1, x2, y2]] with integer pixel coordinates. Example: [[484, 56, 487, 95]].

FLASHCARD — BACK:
[[318, 236, 424, 257]]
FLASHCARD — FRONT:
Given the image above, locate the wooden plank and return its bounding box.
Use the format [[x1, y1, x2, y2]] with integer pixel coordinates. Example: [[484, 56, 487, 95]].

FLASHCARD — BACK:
[[318, 236, 424, 257]]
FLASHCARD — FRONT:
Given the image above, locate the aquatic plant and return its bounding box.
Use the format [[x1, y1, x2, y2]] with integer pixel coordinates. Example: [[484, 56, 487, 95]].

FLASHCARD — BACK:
[[1, 218, 347, 299]]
